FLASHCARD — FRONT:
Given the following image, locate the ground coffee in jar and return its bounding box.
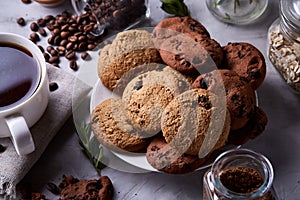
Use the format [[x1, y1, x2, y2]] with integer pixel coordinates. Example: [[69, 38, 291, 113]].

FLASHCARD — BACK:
[[203, 149, 277, 200]]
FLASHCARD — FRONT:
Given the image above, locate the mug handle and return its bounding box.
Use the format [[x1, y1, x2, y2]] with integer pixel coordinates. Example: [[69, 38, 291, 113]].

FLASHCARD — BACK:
[[5, 115, 35, 155]]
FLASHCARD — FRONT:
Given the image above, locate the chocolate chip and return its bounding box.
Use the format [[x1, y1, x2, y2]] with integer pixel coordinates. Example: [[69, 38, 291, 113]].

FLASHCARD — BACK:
[[17, 17, 26, 26], [204, 103, 212, 110], [46, 182, 61, 195], [133, 80, 143, 90], [249, 69, 261, 79], [49, 82, 59, 92], [200, 78, 208, 89], [198, 95, 208, 103], [30, 22, 39, 32], [238, 51, 244, 58]]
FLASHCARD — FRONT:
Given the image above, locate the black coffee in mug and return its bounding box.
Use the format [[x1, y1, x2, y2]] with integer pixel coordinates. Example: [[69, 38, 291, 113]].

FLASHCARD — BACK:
[[0, 42, 40, 111]]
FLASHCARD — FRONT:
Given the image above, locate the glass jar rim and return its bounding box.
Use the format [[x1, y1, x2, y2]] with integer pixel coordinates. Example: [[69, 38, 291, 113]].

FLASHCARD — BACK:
[[211, 148, 274, 199], [280, 0, 300, 35]]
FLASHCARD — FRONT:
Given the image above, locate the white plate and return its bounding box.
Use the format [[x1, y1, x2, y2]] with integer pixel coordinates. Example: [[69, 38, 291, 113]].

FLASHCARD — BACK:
[[90, 79, 241, 172]]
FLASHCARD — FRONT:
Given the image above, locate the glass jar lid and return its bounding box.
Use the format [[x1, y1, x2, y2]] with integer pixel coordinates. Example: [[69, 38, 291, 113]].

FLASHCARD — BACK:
[[280, 0, 300, 36]]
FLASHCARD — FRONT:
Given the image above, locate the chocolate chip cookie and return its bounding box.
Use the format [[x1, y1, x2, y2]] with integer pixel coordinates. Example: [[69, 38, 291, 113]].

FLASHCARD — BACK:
[[90, 98, 149, 152], [59, 175, 113, 200], [146, 136, 206, 174], [152, 17, 224, 75], [228, 106, 268, 145], [222, 42, 266, 90], [161, 88, 231, 157], [122, 65, 191, 136], [192, 69, 256, 131], [98, 29, 162, 91]]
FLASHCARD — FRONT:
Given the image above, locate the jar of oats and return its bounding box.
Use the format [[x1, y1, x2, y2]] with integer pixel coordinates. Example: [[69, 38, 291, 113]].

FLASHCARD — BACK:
[[203, 149, 277, 200], [268, 0, 300, 93]]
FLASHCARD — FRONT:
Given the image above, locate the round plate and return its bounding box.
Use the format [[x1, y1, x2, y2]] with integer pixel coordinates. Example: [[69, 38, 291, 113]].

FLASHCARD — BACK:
[[89, 79, 241, 172]]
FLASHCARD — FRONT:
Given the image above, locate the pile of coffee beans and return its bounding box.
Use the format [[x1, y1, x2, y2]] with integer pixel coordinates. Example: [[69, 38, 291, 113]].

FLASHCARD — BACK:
[[85, 0, 147, 30], [19, 10, 101, 71]]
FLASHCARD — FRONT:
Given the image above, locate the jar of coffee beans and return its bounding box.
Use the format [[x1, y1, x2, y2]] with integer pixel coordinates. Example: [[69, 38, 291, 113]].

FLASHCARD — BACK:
[[203, 148, 277, 200], [71, 0, 150, 35], [268, 0, 300, 93]]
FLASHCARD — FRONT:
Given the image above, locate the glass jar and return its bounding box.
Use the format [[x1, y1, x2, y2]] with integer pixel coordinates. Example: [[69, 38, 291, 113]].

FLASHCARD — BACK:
[[206, 0, 269, 24], [71, 0, 150, 36], [267, 0, 300, 93], [203, 148, 277, 200]]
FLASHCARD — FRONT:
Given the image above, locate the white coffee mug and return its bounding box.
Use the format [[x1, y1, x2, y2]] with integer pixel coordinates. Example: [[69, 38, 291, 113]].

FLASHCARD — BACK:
[[0, 32, 49, 155]]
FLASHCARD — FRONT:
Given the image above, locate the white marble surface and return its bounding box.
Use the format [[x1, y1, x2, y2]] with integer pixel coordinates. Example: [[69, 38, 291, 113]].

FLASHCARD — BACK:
[[0, 0, 300, 199]]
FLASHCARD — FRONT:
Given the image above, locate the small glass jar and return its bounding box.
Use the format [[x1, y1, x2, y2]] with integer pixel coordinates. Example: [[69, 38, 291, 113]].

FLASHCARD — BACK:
[[206, 0, 269, 24], [267, 0, 300, 93], [203, 148, 277, 200], [71, 0, 150, 35]]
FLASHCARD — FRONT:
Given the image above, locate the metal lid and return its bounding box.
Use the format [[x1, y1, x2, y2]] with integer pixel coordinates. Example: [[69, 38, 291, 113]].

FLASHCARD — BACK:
[[280, 0, 300, 35]]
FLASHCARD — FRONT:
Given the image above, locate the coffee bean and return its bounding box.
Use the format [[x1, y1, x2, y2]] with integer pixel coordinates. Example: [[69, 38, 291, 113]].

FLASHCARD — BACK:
[[68, 35, 78, 43], [65, 50, 76, 60], [43, 52, 50, 61], [60, 39, 68, 47], [60, 31, 69, 39], [49, 82, 59, 92], [78, 35, 86, 42], [83, 24, 93, 33], [44, 15, 55, 22], [17, 17, 26, 26], [57, 46, 66, 52], [38, 27, 47, 36], [46, 46, 54, 53], [37, 18, 46, 27], [53, 35, 62, 45], [61, 24, 69, 31], [78, 42, 87, 51], [52, 28, 60, 36], [58, 50, 65, 56], [50, 49, 58, 56], [29, 32, 40, 42], [88, 44, 95, 50], [66, 42, 74, 50], [47, 23, 55, 31], [37, 45, 44, 53], [30, 22, 39, 32], [52, 63, 60, 67], [48, 56, 59, 63], [81, 52, 89, 60], [0, 144, 6, 153], [70, 60, 78, 71], [21, 0, 32, 4]]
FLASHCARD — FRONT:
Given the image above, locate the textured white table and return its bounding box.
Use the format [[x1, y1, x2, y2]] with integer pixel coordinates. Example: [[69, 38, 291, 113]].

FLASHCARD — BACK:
[[0, 0, 300, 199]]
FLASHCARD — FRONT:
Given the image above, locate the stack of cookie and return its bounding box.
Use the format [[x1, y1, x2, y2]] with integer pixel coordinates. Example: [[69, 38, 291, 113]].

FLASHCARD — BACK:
[[91, 16, 268, 174]]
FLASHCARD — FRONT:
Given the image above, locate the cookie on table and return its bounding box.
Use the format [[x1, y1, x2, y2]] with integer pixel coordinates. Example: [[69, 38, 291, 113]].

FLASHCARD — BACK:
[[122, 65, 191, 136], [152, 16, 211, 39], [222, 42, 266, 90], [192, 69, 256, 131], [98, 29, 162, 91], [161, 88, 231, 157], [152, 17, 224, 75], [146, 136, 207, 174], [59, 175, 113, 200], [228, 106, 268, 145], [90, 98, 149, 152]]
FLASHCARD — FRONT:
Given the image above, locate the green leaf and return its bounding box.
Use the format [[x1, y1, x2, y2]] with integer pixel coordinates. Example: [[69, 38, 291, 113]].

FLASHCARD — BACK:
[[160, 0, 190, 17], [77, 122, 106, 176]]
